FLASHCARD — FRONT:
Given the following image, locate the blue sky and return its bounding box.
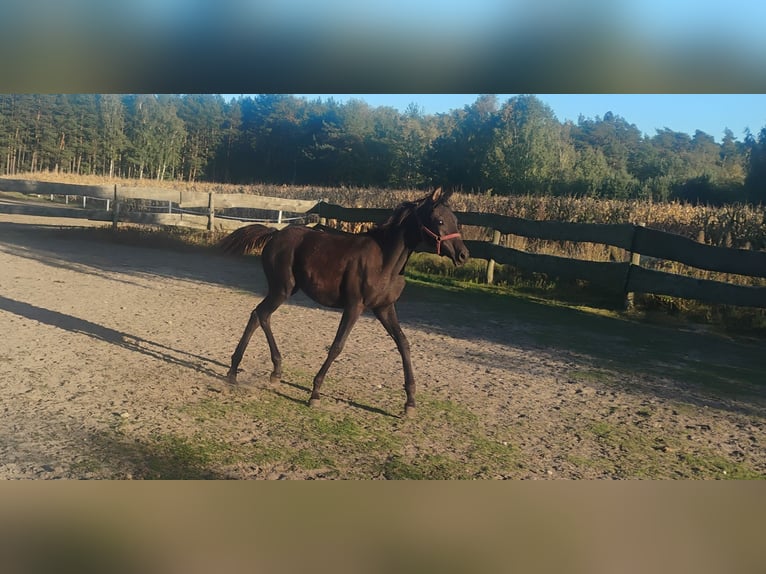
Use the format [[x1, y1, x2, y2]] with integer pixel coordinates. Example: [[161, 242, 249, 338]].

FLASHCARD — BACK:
[[293, 94, 766, 142]]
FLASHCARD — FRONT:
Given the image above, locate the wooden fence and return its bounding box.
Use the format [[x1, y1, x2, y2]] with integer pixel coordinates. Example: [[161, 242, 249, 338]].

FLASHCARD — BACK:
[[2, 178, 765, 309], [0, 179, 317, 231], [309, 202, 766, 309]]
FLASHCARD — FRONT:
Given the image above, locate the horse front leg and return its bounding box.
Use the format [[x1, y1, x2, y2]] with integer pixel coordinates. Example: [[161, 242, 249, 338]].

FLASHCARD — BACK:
[[309, 304, 363, 407], [374, 304, 416, 416]]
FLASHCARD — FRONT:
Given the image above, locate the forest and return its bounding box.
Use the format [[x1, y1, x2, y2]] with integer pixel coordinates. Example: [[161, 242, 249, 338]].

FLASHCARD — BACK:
[[1, 93, 765, 205]]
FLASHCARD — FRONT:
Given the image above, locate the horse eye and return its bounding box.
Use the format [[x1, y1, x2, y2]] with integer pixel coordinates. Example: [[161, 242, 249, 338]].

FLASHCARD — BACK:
[[437, 219, 444, 226]]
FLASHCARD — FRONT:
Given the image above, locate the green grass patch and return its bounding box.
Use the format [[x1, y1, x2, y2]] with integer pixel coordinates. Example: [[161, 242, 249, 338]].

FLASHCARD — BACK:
[[381, 453, 463, 480], [67, 457, 104, 476], [676, 452, 763, 480], [590, 421, 617, 442], [576, 420, 765, 479], [177, 381, 519, 479], [574, 421, 675, 478], [662, 360, 765, 400], [406, 252, 626, 311], [141, 434, 224, 479], [90, 430, 233, 479], [568, 369, 616, 385]]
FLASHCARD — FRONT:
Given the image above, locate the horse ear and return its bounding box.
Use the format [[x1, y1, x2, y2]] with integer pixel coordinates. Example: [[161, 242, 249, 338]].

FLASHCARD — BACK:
[[431, 187, 443, 203]]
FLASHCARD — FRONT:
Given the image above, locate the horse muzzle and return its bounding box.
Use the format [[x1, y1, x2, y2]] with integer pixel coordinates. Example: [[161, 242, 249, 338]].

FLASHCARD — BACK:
[[421, 225, 469, 265], [454, 244, 469, 266]]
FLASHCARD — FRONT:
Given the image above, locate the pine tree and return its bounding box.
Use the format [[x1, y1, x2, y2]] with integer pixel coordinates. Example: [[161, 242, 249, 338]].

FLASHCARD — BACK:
[[98, 94, 127, 178]]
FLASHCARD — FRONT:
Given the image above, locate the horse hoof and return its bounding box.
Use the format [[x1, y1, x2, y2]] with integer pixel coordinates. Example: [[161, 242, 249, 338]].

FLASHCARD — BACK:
[[227, 372, 238, 385], [404, 405, 416, 417], [269, 373, 281, 385], [308, 397, 320, 408]]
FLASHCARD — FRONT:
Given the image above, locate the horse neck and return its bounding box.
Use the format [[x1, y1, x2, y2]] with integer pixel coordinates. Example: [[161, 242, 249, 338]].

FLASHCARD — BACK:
[[370, 216, 419, 276]]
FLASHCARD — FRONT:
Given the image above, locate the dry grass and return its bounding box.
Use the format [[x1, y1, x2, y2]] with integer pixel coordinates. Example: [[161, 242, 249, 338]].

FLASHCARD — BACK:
[[11, 171, 765, 247]]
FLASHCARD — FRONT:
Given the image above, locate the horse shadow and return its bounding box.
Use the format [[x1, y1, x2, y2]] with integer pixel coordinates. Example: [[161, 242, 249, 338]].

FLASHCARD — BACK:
[[263, 379, 399, 419], [0, 294, 228, 381]]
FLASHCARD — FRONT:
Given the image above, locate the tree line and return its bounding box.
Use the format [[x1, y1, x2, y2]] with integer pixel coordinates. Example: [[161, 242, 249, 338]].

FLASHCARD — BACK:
[[1, 93, 765, 204]]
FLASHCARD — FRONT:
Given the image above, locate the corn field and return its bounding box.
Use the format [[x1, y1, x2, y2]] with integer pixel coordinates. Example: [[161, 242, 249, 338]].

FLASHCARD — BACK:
[[193, 182, 766, 251]]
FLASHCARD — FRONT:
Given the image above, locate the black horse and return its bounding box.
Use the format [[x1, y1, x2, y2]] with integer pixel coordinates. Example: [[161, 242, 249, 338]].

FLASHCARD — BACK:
[[219, 188, 469, 415]]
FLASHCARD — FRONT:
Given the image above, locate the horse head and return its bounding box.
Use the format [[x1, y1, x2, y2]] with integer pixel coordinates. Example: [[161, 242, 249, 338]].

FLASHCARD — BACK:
[[417, 188, 470, 266]]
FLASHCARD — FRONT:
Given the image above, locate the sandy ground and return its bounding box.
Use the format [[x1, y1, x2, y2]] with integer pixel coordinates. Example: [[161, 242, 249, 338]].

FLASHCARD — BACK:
[[1, 212, 764, 479]]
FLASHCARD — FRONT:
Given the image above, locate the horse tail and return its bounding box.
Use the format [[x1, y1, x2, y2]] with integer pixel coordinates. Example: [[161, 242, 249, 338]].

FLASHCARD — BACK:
[[218, 224, 279, 255]]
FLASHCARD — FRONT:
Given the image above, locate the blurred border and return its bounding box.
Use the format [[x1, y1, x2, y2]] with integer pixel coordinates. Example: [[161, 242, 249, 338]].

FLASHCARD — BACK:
[[1, 1, 764, 92], [2, 2, 764, 572], [0, 482, 764, 574]]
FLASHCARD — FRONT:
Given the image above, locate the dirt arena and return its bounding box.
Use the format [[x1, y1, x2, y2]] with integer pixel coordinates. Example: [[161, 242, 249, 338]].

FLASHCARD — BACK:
[[1, 213, 764, 479]]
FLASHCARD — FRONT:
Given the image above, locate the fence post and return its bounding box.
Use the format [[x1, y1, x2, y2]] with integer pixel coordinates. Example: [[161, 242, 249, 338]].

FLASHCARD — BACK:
[[624, 223, 644, 310], [486, 229, 502, 284], [111, 184, 119, 230], [207, 192, 215, 231]]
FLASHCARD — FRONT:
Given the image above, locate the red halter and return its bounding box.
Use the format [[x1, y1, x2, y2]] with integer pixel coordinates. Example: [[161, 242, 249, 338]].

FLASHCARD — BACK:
[[420, 225, 462, 256]]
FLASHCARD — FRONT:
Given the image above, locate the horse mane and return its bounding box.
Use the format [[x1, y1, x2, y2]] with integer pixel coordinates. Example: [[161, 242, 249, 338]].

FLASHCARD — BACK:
[[374, 200, 419, 232], [369, 189, 449, 236]]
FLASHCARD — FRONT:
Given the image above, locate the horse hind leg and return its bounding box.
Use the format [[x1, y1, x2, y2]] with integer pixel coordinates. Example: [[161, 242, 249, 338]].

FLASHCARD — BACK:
[[227, 291, 288, 385], [228, 308, 261, 383], [254, 243, 298, 385], [256, 293, 286, 384], [228, 235, 296, 385]]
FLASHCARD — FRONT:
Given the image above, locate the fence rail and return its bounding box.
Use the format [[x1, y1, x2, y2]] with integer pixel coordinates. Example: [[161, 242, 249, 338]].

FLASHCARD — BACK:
[[2, 178, 765, 308], [308, 201, 766, 309], [0, 178, 317, 232]]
